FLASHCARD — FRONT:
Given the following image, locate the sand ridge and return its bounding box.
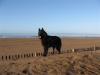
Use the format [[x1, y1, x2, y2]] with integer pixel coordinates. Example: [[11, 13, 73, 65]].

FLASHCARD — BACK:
[[0, 50, 100, 75]]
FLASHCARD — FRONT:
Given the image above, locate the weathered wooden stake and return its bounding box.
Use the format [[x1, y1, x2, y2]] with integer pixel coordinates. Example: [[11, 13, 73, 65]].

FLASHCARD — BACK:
[[72, 49, 75, 52], [94, 46, 96, 50], [32, 53, 34, 57], [6, 56, 7, 60], [35, 52, 37, 57], [2, 56, 3, 60], [9, 55, 11, 59]]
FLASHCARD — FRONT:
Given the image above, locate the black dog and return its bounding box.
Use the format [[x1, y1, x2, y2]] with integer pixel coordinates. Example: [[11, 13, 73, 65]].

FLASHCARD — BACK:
[[38, 28, 62, 56]]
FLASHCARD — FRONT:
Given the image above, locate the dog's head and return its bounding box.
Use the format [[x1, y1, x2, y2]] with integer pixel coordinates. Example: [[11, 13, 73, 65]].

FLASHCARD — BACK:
[[38, 28, 45, 39]]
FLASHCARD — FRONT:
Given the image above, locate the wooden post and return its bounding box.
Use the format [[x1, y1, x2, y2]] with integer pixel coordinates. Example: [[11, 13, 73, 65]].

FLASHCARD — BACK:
[[94, 46, 96, 50], [2, 56, 3, 60], [18, 55, 20, 58], [9, 55, 11, 60], [37, 53, 38, 56], [38, 53, 40, 56], [72, 49, 75, 52], [65, 50, 67, 53], [41, 53, 43, 56], [26, 54, 28, 57], [12, 55, 14, 60], [68, 50, 70, 53], [6, 56, 7, 60], [24, 54, 25, 58], [27, 54, 29, 57], [28, 54, 29, 57], [35, 52, 37, 57], [29, 54, 31, 57], [32, 53, 34, 57], [21, 54, 23, 58], [15, 55, 17, 59]]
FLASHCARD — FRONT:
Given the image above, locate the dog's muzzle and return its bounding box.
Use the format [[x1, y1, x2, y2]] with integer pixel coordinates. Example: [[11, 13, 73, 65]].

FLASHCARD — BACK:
[[38, 36, 41, 39]]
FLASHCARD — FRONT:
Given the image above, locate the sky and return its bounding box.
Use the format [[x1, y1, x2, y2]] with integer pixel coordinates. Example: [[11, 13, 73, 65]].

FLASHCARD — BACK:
[[0, 0, 100, 34]]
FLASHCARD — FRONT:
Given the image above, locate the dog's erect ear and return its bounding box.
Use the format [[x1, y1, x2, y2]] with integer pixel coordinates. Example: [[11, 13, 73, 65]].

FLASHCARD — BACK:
[[42, 28, 44, 31], [39, 28, 40, 30]]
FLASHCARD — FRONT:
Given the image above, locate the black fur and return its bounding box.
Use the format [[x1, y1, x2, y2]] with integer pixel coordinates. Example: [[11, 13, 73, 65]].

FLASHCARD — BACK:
[[38, 28, 62, 56]]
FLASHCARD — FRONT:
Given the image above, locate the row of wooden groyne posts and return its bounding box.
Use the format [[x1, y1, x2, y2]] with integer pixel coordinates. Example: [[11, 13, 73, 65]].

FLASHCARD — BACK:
[[0, 46, 100, 60]]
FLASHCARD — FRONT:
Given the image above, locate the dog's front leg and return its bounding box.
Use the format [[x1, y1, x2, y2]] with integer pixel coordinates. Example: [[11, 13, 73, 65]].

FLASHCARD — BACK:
[[43, 46, 48, 57]]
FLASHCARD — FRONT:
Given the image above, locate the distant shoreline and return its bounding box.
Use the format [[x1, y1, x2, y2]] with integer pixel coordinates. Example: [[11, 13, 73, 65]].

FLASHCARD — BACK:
[[0, 36, 100, 38], [0, 33, 100, 38]]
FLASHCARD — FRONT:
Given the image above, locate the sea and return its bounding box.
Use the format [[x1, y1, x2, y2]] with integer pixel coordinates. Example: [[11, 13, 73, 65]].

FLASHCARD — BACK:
[[0, 33, 100, 38]]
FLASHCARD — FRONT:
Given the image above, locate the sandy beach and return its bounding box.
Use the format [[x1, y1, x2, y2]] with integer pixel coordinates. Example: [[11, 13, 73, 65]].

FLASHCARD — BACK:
[[0, 38, 100, 75], [0, 38, 100, 55]]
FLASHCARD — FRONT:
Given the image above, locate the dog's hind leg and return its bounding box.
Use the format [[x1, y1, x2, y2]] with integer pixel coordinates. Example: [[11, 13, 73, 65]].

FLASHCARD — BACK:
[[56, 46, 61, 54], [52, 47, 55, 54]]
